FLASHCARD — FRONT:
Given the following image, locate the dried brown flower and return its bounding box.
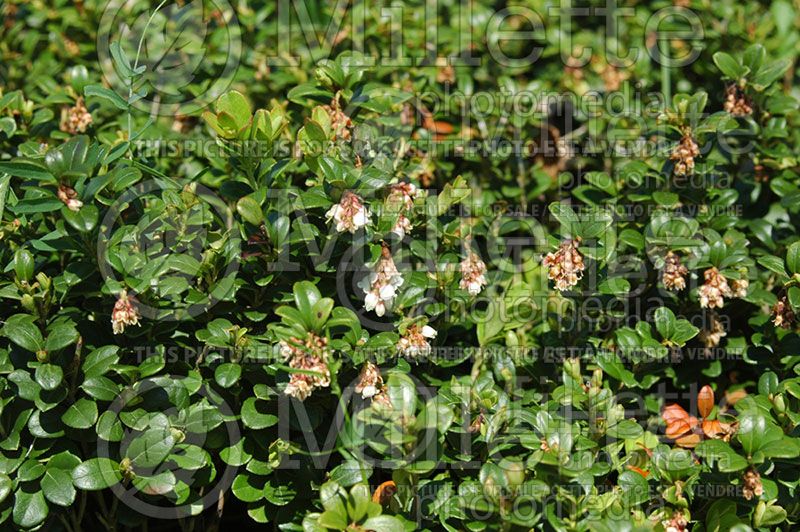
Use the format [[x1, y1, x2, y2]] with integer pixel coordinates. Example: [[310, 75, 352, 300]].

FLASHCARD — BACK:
[[280, 333, 331, 401], [698, 267, 732, 309], [662, 251, 689, 291], [724, 85, 753, 117], [460, 252, 488, 296], [111, 290, 141, 335], [743, 468, 763, 501], [354, 362, 383, 399], [772, 296, 795, 329], [60, 97, 92, 134], [57, 184, 83, 212], [670, 134, 700, 177], [543, 239, 585, 291]]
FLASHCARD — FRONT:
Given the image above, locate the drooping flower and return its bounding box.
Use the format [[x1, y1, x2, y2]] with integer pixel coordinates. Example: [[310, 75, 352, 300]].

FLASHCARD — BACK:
[[543, 239, 585, 291], [662, 251, 688, 291], [280, 333, 331, 401], [698, 267, 732, 309], [772, 296, 795, 329], [397, 324, 437, 359], [323, 97, 353, 141], [730, 277, 749, 298], [358, 245, 403, 317], [460, 252, 488, 296], [743, 468, 763, 501], [699, 312, 726, 349], [57, 184, 83, 212], [354, 362, 383, 399], [60, 97, 92, 134], [670, 133, 700, 177], [326, 191, 370, 234], [386, 182, 419, 239], [724, 85, 752, 117], [663, 511, 689, 532], [111, 290, 141, 335]]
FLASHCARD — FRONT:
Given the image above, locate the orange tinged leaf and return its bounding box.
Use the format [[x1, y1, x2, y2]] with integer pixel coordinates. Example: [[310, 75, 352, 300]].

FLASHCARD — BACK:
[[426, 120, 454, 135], [702, 419, 725, 439], [372, 480, 396, 505], [662, 404, 690, 424], [675, 433, 701, 448], [666, 419, 693, 439], [627, 465, 650, 478], [698, 385, 714, 419]]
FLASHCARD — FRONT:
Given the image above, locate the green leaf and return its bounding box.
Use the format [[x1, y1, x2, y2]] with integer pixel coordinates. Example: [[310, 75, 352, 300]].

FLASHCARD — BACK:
[[0, 160, 54, 181], [72, 458, 122, 490], [752, 59, 791, 90], [44, 322, 79, 351], [80, 376, 120, 401], [671, 320, 699, 347], [3, 314, 44, 352], [132, 471, 177, 496], [787, 241, 800, 275], [696, 440, 748, 472], [214, 363, 242, 388], [85, 84, 128, 110], [237, 195, 264, 225], [0, 475, 11, 504], [293, 281, 322, 323], [712, 52, 745, 79], [362, 515, 406, 532], [42, 467, 76, 506], [548, 203, 579, 233], [618, 470, 649, 506], [653, 307, 676, 341], [13, 489, 48, 528], [232, 473, 264, 503], [35, 364, 63, 390], [241, 397, 279, 429], [61, 398, 99, 429], [757, 255, 788, 278], [82, 346, 120, 378], [125, 427, 175, 468]]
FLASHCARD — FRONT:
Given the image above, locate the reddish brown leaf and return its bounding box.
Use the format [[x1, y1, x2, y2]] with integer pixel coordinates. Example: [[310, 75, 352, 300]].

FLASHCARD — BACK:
[[702, 419, 725, 439], [627, 465, 650, 478], [698, 385, 714, 419], [675, 433, 701, 448], [662, 404, 691, 424], [666, 419, 693, 439], [372, 480, 397, 505]]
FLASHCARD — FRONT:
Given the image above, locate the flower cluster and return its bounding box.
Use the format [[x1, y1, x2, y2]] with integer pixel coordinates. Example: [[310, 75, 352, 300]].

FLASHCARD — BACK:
[[662, 251, 688, 291], [699, 312, 726, 349], [724, 85, 753, 116], [742, 468, 763, 501], [670, 133, 700, 176], [459, 251, 488, 295], [59, 97, 92, 134], [358, 245, 404, 316], [698, 267, 732, 309], [772, 296, 795, 329], [730, 277, 749, 298], [354, 362, 384, 400], [57, 184, 83, 212], [386, 182, 419, 239], [543, 239, 585, 291], [326, 191, 370, 233], [280, 333, 332, 401], [111, 290, 141, 335], [323, 96, 353, 141], [397, 324, 437, 359], [664, 511, 689, 532]]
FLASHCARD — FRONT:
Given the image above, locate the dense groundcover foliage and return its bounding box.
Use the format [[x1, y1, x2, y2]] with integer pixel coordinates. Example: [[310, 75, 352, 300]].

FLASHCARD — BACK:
[[1, 0, 800, 530]]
